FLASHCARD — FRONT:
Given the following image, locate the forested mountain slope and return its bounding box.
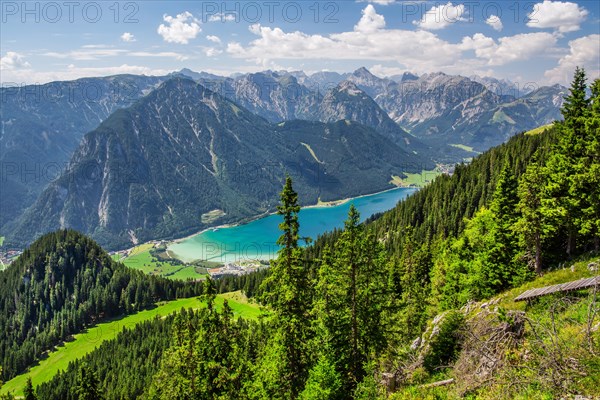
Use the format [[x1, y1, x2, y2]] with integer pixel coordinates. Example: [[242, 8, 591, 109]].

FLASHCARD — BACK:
[[0, 75, 165, 230], [0, 230, 202, 381]]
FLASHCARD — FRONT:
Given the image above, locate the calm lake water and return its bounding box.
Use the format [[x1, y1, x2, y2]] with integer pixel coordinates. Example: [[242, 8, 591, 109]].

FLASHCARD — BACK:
[[169, 187, 415, 263]]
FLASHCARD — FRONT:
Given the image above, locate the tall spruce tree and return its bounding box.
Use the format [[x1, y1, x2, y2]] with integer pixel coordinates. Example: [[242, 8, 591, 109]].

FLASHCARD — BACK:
[[517, 162, 551, 274], [258, 176, 310, 398], [23, 377, 36, 400], [580, 78, 600, 250], [489, 164, 525, 284], [311, 206, 388, 394], [561, 66, 590, 125], [544, 67, 590, 256]]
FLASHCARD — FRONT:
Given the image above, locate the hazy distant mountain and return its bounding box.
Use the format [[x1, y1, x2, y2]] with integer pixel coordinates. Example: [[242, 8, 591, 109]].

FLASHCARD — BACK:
[[470, 75, 534, 98], [170, 67, 566, 153], [338, 69, 566, 152], [389, 72, 419, 83], [0, 74, 165, 231], [8, 78, 424, 249], [302, 71, 351, 92], [170, 68, 226, 81], [190, 71, 321, 123]]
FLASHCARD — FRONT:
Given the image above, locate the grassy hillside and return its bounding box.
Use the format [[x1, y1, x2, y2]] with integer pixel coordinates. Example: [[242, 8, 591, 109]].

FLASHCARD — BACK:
[[391, 253, 600, 399], [0, 292, 261, 396], [119, 243, 208, 281]]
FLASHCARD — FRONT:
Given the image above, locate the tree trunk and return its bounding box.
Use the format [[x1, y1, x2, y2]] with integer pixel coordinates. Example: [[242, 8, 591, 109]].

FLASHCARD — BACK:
[[535, 234, 542, 275], [567, 227, 576, 257]]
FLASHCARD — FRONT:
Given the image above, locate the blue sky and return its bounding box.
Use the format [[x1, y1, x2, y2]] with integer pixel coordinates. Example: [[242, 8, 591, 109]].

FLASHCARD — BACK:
[[1, 1, 599, 85]]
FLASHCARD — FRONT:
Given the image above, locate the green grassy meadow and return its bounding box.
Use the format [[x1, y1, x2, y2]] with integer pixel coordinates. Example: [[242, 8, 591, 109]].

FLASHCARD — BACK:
[[391, 169, 443, 188], [0, 292, 261, 396], [525, 124, 553, 136], [119, 243, 208, 281]]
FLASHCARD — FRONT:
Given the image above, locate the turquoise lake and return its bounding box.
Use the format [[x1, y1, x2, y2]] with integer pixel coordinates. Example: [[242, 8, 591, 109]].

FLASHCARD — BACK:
[[169, 187, 416, 263]]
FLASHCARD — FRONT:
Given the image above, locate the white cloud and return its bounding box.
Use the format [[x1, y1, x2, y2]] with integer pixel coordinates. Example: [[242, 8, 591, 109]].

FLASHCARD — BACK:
[[485, 15, 503, 31], [460, 32, 559, 66], [42, 48, 126, 60], [157, 12, 201, 44], [130, 51, 189, 61], [0, 64, 170, 84], [545, 34, 600, 84], [203, 47, 223, 57], [369, 64, 411, 77], [120, 32, 136, 42], [208, 13, 237, 22], [354, 4, 386, 33], [227, 17, 466, 74], [40, 47, 189, 62], [0, 52, 31, 70], [206, 35, 222, 44], [527, 1, 588, 33], [414, 2, 466, 30]]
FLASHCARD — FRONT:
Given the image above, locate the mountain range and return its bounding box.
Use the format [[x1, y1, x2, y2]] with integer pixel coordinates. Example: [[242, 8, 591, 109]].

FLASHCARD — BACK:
[[8, 78, 424, 249], [1, 67, 567, 249]]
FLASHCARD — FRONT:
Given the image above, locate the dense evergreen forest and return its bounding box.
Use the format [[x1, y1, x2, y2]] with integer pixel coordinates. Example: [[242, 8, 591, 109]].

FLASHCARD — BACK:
[[1, 68, 598, 399], [0, 230, 203, 382]]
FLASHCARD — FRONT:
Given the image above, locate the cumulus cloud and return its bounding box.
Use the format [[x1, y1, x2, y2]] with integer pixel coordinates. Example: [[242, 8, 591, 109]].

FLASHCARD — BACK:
[[460, 32, 558, 66], [485, 15, 503, 32], [0, 52, 31, 70], [527, 1, 588, 33], [545, 34, 600, 83], [206, 35, 222, 44], [157, 12, 201, 44], [203, 47, 223, 57], [354, 4, 386, 33], [227, 14, 465, 74], [414, 2, 466, 30], [120, 32, 136, 42]]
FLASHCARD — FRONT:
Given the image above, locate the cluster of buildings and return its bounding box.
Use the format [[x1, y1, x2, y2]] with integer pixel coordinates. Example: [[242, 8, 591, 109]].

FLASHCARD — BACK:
[[207, 261, 265, 279], [0, 249, 22, 268]]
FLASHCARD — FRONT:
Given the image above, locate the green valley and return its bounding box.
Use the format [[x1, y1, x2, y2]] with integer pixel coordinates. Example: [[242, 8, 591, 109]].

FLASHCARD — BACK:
[[0, 292, 261, 397]]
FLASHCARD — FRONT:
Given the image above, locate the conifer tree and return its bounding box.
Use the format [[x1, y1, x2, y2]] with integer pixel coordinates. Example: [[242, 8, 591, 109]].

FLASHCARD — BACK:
[[545, 67, 590, 256], [561, 66, 590, 125], [23, 377, 36, 400], [74, 363, 103, 400], [258, 175, 310, 398], [517, 162, 551, 274], [489, 164, 528, 285], [580, 78, 600, 250], [312, 206, 387, 393]]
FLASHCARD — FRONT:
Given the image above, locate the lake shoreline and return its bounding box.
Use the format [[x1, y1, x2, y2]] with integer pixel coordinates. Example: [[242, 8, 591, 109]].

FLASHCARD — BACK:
[[170, 185, 409, 246], [167, 186, 416, 263], [117, 185, 415, 263]]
